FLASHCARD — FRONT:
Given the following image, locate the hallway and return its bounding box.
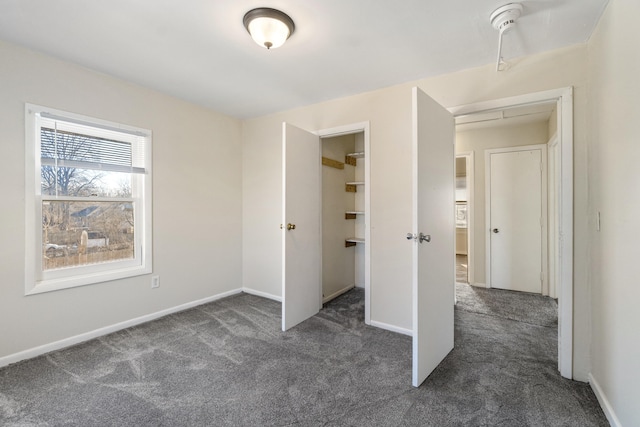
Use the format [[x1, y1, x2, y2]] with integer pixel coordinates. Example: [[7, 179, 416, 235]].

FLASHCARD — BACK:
[[456, 254, 468, 283]]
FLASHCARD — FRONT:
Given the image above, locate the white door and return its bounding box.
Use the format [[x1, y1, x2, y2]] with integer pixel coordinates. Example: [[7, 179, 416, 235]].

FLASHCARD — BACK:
[[411, 87, 455, 387], [489, 147, 544, 293], [282, 123, 322, 331]]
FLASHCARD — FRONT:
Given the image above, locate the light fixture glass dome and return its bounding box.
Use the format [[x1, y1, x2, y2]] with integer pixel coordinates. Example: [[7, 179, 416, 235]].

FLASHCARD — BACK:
[[243, 8, 295, 50]]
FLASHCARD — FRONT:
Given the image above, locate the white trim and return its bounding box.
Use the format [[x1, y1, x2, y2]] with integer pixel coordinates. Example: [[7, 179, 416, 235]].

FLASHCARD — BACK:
[[472, 282, 487, 288], [315, 122, 369, 139], [557, 90, 573, 378], [547, 132, 560, 299], [484, 144, 548, 294], [370, 320, 413, 337], [449, 88, 568, 117], [27, 265, 153, 296], [242, 287, 282, 302], [589, 374, 623, 427], [450, 87, 574, 379], [316, 122, 371, 325], [0, 288, 243, 369], [322, 284, 355, 304]]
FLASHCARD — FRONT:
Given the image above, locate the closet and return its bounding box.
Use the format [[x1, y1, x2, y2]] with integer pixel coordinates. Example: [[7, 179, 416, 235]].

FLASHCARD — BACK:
[[321, 132, 366, 303]]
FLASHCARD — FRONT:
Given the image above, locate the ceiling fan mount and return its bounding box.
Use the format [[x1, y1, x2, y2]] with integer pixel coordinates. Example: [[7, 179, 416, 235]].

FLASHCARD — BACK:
[[490, 3, 523, 34]]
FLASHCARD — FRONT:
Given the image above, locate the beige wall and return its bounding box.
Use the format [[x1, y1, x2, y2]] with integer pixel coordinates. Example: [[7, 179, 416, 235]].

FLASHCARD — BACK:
[[456, 121, 550, 285], [243, 85, 415, 333], [588, 0, 640, 424], [0, 41, 243, 360], [243, 43, 591, 376]]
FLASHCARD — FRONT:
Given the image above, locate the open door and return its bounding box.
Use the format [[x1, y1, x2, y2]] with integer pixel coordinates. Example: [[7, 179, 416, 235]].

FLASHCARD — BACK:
[[282, 123, 322, 331], [411, 87, 455, 387]]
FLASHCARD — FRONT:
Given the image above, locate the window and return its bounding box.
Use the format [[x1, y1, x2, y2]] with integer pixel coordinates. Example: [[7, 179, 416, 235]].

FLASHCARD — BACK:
[[25, 104, 152, 294]]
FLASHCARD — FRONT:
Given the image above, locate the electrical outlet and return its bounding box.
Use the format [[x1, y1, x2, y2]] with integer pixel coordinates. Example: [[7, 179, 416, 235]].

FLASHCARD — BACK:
[[151, 275, 160, 289]]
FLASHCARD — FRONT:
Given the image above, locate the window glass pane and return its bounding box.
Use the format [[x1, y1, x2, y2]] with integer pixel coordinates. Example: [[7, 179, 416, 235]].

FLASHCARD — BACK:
[[40, 167, 132, 197], [42, 201, 135, 271]]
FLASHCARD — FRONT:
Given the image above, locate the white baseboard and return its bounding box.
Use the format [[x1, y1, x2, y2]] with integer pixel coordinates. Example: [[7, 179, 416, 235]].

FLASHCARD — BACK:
[[242, 287, 282, 302], [472, 282, 487, 288], [370, 320, 413, 337], [589, 373, 622, 427], [0, 288, 243, 369], [323, 284, 355, 303]]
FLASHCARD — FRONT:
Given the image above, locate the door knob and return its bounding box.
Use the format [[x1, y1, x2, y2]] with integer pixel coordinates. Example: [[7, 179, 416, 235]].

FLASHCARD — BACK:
[[492, 228, 499, 233], [407, 233, 416, 240], [419, 233, 431, 243], [287, 223, 296, 231]]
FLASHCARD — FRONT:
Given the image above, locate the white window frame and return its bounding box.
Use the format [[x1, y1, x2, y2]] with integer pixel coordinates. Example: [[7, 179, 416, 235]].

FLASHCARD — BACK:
[[25, 104, 152, 295]]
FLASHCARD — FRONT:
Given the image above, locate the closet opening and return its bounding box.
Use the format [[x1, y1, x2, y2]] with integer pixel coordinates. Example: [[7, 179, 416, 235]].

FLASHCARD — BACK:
[[316, 122, 370, 324], [455, 154, 472, 285], [321, 132, 365, 301]]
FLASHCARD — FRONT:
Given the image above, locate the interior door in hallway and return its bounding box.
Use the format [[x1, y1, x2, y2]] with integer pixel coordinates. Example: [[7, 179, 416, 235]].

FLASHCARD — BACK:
[[412, 87, 455, 387], [488, 146, 545, 294], [282, 123, 322, 331]]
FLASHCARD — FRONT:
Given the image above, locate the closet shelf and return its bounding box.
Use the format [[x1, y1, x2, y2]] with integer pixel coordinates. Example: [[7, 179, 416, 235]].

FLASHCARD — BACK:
[[345, 152, 364, 166], [345, 211, 364, 220], [346, 237, 365, 243], [345, 237, 365, 248], [345, 181, 364, 193]]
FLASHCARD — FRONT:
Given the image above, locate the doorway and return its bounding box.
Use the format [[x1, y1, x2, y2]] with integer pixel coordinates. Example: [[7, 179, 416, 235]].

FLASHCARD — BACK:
[[450, 87, 574, 379], [455, 153, 474, 285], [320, 132, 366, 305], [316, 122, 371, 324]]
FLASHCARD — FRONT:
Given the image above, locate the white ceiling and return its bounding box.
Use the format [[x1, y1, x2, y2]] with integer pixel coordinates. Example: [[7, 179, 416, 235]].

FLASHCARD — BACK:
[[0, 0, 608, 119]]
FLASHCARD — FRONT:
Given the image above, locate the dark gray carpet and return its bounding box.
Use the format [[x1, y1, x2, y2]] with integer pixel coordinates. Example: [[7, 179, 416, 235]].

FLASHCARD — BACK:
[[0, 288, 608, 426], [456, 282, 558, 328]]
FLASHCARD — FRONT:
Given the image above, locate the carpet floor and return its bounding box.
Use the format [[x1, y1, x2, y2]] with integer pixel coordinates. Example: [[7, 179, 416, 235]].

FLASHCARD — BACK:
[[0, 287, 608, 426]]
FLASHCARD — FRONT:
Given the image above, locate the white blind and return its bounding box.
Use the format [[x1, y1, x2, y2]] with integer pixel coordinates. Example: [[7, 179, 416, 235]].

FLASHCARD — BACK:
[[39, 113, 147, 174]]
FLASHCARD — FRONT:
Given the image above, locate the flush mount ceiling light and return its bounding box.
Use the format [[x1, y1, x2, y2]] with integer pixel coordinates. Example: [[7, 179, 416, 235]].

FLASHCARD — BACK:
[[490, 3, 523, 71], [243, 7, 295, 50]]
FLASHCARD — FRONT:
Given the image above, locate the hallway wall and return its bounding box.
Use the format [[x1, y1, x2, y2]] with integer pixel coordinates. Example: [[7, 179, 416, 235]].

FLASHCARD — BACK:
[[587, 0, 640, 424]]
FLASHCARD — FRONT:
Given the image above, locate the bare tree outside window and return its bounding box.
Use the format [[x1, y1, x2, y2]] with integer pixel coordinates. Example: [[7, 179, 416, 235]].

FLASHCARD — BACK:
[[40, 127, 136, 270]]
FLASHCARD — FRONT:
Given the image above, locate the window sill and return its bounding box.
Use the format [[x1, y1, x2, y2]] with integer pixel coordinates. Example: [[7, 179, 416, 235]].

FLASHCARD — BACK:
[[26, 264, 152, 296]]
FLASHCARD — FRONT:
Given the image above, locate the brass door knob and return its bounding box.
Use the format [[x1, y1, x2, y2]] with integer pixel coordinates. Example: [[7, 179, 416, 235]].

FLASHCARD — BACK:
[[287, 223, 296, 230]]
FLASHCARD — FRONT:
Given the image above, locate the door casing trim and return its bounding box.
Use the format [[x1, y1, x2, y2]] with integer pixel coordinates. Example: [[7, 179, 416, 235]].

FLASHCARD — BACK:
[[449, 87, 574, 379]]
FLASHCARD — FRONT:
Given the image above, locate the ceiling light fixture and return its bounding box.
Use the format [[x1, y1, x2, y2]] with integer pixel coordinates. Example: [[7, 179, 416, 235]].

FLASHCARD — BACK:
[[490, 3, 523, 72], [243, 7, 295, 50]]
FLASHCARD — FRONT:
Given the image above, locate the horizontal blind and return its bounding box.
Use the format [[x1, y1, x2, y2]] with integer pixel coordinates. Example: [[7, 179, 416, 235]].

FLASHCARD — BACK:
[[39, 115, 147, 174]]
